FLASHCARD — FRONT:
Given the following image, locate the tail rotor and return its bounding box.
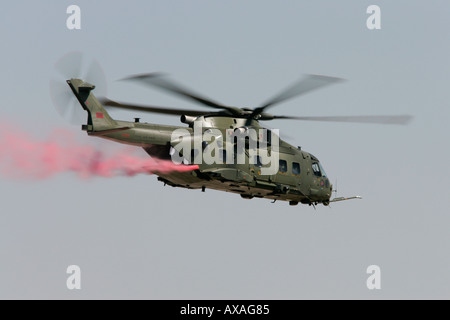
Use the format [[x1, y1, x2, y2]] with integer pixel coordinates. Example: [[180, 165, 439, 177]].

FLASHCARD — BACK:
[[50, 52, 108, 124]]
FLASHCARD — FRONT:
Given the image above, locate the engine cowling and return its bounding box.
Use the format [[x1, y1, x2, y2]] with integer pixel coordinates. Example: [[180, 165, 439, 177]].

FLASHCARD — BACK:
[[234, 126, 250, 135]]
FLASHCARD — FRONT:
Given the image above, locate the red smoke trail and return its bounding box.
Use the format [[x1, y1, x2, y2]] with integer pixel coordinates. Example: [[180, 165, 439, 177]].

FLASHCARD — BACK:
[[0, 125, 198, 180]]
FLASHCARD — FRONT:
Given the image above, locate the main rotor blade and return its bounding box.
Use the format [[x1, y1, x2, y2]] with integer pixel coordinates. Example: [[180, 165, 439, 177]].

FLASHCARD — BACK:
[[272, 114, 414, 125], [122, 73, 236, 113], [100, 98, 213, 117], [256, 74, 345, 114]]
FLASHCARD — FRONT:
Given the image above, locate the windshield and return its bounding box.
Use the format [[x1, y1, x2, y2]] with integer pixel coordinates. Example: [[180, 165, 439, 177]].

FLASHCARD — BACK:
[[312, 162, 327, 177], [319, 162, 327, 178], [312, 163, 321, 177]]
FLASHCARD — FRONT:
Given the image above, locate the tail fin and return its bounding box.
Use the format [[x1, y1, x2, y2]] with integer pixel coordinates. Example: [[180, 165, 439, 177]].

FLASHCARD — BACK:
[[67, 78, 118, 132]]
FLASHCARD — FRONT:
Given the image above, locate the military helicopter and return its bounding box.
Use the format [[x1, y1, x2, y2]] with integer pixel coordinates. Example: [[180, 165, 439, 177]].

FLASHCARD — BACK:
[[53, 55, 412, 207]]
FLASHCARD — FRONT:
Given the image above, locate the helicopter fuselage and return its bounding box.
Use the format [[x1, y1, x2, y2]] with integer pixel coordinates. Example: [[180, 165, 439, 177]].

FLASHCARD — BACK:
[[85, 114, 332, 206]]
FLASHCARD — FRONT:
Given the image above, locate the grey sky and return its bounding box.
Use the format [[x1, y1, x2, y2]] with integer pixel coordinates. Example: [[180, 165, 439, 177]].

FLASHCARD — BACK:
[[0, 1, 449, 299]]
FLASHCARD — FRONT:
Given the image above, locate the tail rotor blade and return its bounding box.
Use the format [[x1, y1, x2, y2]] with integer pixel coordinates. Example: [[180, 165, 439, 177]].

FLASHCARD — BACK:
[[67, 99, 86, 125], [55, 51, 83, 79], [51, 52, 108, 125], [49, 78, 76, 118], [85, 59, 108, 98]]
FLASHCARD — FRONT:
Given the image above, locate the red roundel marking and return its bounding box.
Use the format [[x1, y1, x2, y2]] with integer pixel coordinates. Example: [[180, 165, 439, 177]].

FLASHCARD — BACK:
[[96, 112, 104, 119], [121, 133, 130, 138]]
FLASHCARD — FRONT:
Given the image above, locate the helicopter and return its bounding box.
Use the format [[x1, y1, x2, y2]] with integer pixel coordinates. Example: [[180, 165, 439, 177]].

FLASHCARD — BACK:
[[60, 62, 412, 207]]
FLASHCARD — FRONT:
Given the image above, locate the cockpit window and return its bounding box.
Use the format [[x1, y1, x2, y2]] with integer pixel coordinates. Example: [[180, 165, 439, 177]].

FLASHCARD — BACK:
[[319, 162, 327, 178], [312, 163, 322, 177]]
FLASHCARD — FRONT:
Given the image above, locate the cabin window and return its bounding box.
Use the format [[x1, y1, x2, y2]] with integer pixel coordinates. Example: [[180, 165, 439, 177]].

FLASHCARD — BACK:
[[293, 162, 300, 175], [312, 162, 322, 177], [279, 160, 288, 173]]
